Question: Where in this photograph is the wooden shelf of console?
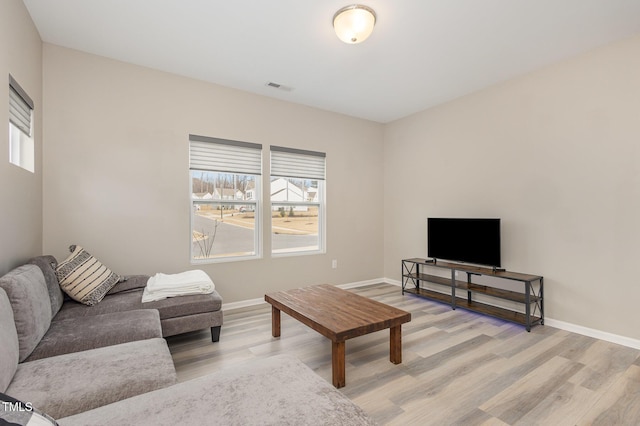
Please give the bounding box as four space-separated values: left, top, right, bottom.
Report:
402 258 543 331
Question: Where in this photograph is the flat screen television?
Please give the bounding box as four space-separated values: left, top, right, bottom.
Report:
427 218 501 268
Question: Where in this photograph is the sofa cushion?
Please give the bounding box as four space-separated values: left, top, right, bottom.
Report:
27 255 65 318
0 288 19 392
7 338 177 419
106 275 148 295
26 309 163 361
0 265 52 362
0 392 59 425
57 354 376 426
55 245 122 306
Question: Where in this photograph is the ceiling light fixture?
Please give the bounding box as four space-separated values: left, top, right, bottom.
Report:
333 4 376 44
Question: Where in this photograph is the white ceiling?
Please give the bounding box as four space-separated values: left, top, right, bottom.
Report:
23 0 640 123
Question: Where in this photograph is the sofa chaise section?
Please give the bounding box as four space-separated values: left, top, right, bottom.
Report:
54 283 223 341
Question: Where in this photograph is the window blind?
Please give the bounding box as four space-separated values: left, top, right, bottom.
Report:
270 146 326 180
9 75 34 137
189 134 262 175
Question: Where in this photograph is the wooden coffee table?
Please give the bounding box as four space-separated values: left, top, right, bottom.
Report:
264 284 411 388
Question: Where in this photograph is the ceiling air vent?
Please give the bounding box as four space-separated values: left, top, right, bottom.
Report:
265 82 293 92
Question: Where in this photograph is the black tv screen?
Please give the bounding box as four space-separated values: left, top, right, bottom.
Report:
427 218 501 267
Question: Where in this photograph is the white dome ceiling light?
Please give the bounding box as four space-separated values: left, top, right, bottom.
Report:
333 4 377 44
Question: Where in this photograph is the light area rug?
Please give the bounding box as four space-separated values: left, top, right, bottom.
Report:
58 354 376 426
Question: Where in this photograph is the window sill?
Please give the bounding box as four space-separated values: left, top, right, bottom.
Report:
271 248 326 258
191 254 261 265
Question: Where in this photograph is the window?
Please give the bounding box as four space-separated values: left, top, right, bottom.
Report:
8 75 34 172
189 135 262 262
270 146 326 255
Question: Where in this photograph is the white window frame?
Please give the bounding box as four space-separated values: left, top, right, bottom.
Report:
8 75 34 173
270 146 326 257
189 135 262 263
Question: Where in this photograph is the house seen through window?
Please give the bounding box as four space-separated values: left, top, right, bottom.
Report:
270 146 326 255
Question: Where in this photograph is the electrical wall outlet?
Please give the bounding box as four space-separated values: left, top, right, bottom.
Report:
332 259 338 269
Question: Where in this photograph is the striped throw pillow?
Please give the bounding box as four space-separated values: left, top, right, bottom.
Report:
55 245 122 306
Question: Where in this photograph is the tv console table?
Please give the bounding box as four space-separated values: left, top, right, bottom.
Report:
402 258 543 331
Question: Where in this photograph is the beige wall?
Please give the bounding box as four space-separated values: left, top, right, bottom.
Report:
0 0 43 275
384 34 640 339
42 44 384 303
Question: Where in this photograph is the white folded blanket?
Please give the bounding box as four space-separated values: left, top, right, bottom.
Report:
142 270 215 302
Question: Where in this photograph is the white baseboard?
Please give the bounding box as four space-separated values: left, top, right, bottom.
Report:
222 278 389 311
222 297 267 311
336 278 388 289
385 278 402 287
222 278 640 350
543 318 640 350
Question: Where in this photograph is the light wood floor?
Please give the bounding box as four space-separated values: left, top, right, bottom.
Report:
167 283 640 425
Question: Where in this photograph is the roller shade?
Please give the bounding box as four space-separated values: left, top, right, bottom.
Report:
189 134 262 175
9 75 33 137
270 146 326 180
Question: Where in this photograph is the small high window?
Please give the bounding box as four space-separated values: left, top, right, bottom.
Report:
8 75 34 172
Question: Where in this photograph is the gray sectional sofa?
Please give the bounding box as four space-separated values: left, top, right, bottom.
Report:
0 264 178 419
0 256 376 425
